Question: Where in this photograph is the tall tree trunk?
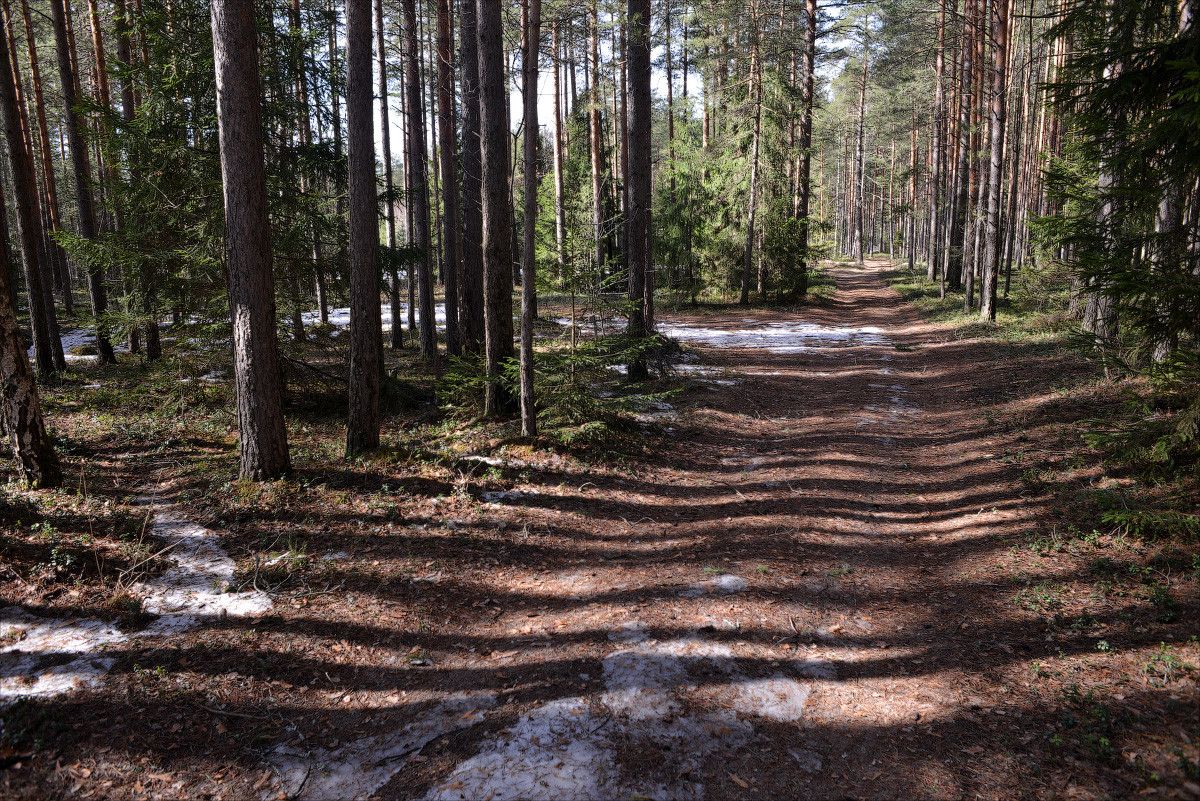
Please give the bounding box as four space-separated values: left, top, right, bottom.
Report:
436 0 462 355
49 0 113 363
551 19 566 284
477 0 515 415
625 0 651 378
0 187 60 487
457 0 484 353
0 6 56 376
17 0 71 314
944 0 974 293
851 41 869 264
372 0 401 352
794 0 816 298
210 0 291 481
980 0 1010 320
519 0 540 437
739 12 761 305
927 0 946 280
345 0 382 456
587 0 605 272
402 0 436 363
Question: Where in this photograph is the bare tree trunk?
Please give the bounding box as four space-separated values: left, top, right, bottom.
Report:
373 0 402 352
944 0 974 293
739 11 761 305
588 0 605 272
457 0 484 353
477 0 515 414
210 0 291 481
626 0 651 378
49 0 113 363
436 0 462 355
794 0 816 298
0 188 60 487
551 19 566 285
401 0 436 363
928 0 947 280
980 0 1010 321
851 39 869 264
0 7 57 376
345 0 382 456
519 0 540 437
17 0 71 314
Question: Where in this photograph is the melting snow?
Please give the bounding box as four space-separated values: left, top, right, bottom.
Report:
267 693 495 801
0 496 272 704
657 320 886 353
424 628 822 800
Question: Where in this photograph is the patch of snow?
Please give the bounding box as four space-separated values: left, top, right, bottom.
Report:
267 693 495 801
680 573 748 598
481 490 529 504
657 320 886 354
303 302 447 332
426 628 816 800
0 611 126 702
1 497 273 704
135 507 272 634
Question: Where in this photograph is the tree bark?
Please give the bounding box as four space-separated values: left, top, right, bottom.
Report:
210 0 291 481
0 186 60 488
457 0 484 353
17 0 71 314
435 0 462 355
587 0 605 272
345 0 382 456
519 0 540 437
980 0 1010 321
477 0 515 415
626 0 651 378
402 0 436 363
1 6 55 377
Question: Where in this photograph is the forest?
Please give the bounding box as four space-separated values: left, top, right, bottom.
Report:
0 0 1197 798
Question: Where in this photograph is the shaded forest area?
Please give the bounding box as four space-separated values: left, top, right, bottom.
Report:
0 0 1198 798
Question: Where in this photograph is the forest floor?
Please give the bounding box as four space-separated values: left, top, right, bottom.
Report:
2 261 1198 800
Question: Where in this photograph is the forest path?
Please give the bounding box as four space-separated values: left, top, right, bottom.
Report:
357 261 1043 800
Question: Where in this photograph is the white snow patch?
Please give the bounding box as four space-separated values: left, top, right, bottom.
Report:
0 611 126 701
303 301 447 331
680 573 749 598
425 628 817 800
135 506 272 634
1 497 273 704
657 320 886 353
267 693 495 801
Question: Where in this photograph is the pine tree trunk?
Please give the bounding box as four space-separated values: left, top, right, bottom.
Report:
0 8 58 377
436 0 462 355
588 0 605 272
626 0 651 379
457 0 484 353
0 188 60 488
551 19 567 285
794 0 816 298
477 0 515 415
739 15 761 306
851 43 869 264
519 0 540 437
402 0 436 363
210 0 291 481
980 0 1009 321
345 0 382 455
18 0 71 315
